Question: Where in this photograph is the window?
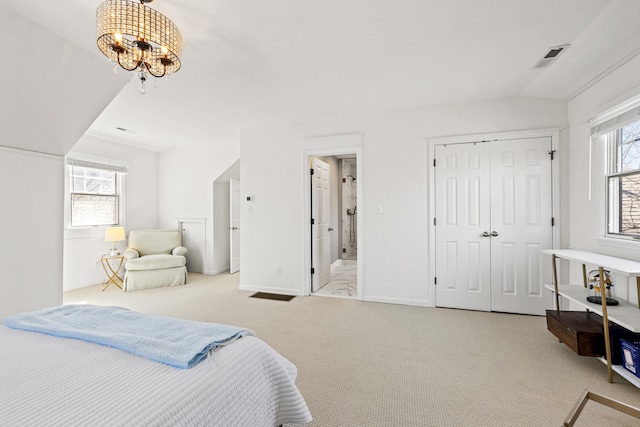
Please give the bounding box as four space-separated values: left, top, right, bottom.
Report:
66 158 127 227
594 101 640 239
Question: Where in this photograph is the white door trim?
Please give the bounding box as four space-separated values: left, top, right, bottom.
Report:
302 134 363 300
427 128 561 308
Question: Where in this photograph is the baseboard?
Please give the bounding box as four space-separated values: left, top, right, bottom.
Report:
364 295 433 307
239 284 305 296
204 267 229 275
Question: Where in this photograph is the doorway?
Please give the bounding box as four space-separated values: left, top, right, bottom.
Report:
212 160 240 275
430 130 559 315
303 139 362 300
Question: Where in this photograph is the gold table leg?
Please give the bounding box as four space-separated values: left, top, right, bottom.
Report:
552 254 560 310
599 266 613 383
101 256 124 291
564 391 640 427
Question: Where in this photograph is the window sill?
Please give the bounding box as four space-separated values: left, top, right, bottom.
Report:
593 236 640 251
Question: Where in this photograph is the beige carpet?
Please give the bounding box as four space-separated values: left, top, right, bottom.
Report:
64 273 640 426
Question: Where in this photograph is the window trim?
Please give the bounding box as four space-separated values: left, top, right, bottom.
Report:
64 155 127 230
593 102 640 243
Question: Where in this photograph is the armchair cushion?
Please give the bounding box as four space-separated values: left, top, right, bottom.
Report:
126 254 186 271
127 230 183 257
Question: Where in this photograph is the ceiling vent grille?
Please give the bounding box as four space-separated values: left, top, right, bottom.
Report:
533 44 570 69
114 127 138 134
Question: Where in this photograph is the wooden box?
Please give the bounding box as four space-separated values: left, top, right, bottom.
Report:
546 310 605 357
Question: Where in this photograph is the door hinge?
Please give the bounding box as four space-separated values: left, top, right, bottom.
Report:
434 277 437 285
311 218 315 225
433 159 436 167
433 218 436 226
310 168 314 175
551 217 555 226
311 268 315 275
548 150 556 160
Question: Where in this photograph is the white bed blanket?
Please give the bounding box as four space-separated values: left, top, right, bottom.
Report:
0 326 312 426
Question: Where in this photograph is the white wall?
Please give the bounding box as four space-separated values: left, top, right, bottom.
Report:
63 135 160 291
240 96 568 305
0 148 63 318
566 53 640 306
0 5 125 156
0 7 125 312
158 142 240 275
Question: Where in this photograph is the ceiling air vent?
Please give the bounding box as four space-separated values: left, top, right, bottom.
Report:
114 127 138 134
533 44 570 69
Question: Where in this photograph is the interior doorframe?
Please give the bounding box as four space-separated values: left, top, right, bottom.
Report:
426 128 561 307
302 134 363 300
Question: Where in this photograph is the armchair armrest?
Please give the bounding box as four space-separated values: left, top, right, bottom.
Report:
172 246 188 256
123 248 140 261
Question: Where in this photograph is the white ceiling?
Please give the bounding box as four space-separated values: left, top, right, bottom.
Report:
4 0 640 152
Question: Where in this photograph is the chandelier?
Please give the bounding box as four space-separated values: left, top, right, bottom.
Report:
96 0 182 94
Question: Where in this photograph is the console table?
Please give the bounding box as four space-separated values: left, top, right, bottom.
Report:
544 249 640 387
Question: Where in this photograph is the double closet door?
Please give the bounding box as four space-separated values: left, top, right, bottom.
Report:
434 137 553 315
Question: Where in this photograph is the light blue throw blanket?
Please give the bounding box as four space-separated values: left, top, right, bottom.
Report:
2 305 252 369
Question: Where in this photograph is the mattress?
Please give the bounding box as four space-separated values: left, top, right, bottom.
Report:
0 325 312 426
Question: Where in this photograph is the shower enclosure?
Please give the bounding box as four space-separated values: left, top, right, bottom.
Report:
342 159 357 261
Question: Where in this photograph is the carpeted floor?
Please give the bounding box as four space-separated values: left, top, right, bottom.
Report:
64 273 640 426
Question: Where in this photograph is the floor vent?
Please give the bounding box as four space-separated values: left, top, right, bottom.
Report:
533 44 570 69
250 292 296 302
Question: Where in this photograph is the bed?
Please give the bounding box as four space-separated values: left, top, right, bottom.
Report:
0 305 312 426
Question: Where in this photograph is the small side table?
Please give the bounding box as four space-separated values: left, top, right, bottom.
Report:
100 255 124 291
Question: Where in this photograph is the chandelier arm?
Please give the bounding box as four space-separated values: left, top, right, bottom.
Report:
144 62 167 78
115 52 143 72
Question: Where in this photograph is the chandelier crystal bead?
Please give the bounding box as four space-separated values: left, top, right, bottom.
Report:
96 0 182 86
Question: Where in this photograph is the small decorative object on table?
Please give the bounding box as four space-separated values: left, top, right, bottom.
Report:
587 269 619 306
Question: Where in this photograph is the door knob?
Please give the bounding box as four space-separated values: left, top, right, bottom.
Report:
230 226 239 231
328 227 334 232
482 231 490 237
491 231 499 237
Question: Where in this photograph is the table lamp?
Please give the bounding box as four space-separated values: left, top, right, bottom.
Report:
104 227 125 256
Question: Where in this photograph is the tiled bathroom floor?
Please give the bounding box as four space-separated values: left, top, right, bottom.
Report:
314 262 357 298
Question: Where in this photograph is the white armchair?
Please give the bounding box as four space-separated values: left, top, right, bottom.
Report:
123 230 188 292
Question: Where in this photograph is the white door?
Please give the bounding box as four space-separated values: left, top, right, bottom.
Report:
434 142 492 311
489 138 553 315
434 138 553 315
230 178 240 274
312 157 331 292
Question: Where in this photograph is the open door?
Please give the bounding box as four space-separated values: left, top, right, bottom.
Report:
311 157 331 292
230 178 240 274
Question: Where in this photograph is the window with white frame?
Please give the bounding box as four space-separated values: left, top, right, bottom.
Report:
66 158 127 227
593 102 640 239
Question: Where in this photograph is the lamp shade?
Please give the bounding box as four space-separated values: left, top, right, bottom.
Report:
105 227 126 242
